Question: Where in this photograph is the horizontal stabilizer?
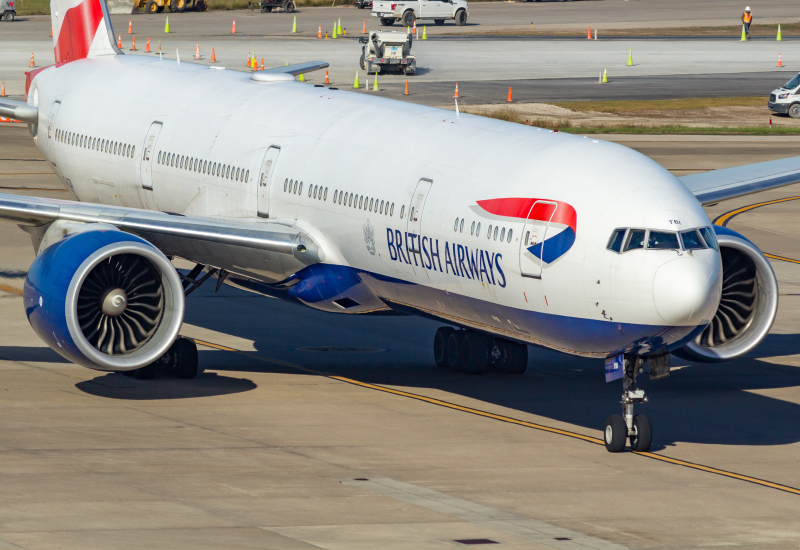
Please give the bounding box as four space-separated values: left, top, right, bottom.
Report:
680 156 800 205
264 61 329 76
0 99 37 124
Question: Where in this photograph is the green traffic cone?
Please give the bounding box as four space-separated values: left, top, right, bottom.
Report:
741 24 747 41
777 24 782 41
292 16 297 33
298 73 305 81
627 48 632 66
164 16 169 33
354 71 359 88
373 73 378 91
602 68 607 83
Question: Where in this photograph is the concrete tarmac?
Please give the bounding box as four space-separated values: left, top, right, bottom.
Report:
2 125 800 548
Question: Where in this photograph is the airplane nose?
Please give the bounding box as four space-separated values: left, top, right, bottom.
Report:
653 256 721 325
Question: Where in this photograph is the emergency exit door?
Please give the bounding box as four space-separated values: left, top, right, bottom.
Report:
406 178 432 253
257 146 280 218
519 200 557 279
46 101 60 155
140 122 162 190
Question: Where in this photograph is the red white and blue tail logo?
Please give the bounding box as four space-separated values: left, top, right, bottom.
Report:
475 198 578 264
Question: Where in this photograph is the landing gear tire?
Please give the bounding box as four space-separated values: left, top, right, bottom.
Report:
173 337 199 379
461 332 489 374
789 103 800 119
491 339 527 374
434 327 454 368
133 362 156 380
446 331 465 371
604 415 627 453
630 414 652 452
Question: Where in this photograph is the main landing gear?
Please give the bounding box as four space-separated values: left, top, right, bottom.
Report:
433 327 527 374
126 336 200 380
604 354 655 453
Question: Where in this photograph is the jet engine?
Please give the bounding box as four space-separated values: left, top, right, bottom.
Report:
23 228 184 371
677 226 778 362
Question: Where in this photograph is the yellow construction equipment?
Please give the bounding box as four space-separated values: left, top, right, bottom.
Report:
134 0 208 14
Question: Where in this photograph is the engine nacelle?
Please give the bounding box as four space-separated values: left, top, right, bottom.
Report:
677 226 778 362
23 228 185 371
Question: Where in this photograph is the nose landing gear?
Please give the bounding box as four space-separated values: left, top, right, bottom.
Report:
604 355 653 453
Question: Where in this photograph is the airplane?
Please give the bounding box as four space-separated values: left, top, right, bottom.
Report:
1 0 799 454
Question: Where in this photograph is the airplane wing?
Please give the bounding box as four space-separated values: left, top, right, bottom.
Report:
0 192 324 283
679 156 800 205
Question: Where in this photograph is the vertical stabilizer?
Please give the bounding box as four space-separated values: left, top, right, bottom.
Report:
51 0 122 63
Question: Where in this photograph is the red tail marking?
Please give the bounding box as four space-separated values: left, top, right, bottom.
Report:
54 0 104 63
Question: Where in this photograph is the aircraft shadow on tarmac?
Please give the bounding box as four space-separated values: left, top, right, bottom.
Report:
76 371 257 400
178 284 800 450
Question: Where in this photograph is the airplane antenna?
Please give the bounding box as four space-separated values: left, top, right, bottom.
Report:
176 49 180 68
455 97 459 120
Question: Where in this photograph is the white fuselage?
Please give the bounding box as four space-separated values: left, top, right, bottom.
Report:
27 54 722 357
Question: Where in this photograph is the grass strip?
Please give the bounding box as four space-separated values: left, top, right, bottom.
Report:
552 97 766 114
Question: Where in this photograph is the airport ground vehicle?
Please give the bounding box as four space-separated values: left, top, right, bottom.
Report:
1 0 16 21
359 31 416 75
135 0 207 13
768 72 800 119
258 0 295 12
356 0 373 9
3 0 799 454
372 0 468 27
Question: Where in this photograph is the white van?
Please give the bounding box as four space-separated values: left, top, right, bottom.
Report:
768 73 800 119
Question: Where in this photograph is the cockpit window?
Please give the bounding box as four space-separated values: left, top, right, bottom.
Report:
698 227 718 250
624 229 646 251
607 229 626 253
680 229 706 250
647 231 680 250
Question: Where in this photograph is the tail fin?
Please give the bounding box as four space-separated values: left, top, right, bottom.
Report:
51 0 122 63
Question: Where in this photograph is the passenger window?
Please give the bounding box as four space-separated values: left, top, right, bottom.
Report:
507 229 513 243
400 205 405 219
487 225 492 239
607 228 626 253
699 227 718 250
476 222 481 237
460 219 465 233
454 218 459 231
500 227 505 241
299 182 303 195
680 230 705 250
131 146 135 158
246 170 249 183
313 185 317 199
493 226 499 240
647 231 680 250
369 198 374 210
324 187 327 201
624 229 646 251
359 196 364 209
471 221 475 235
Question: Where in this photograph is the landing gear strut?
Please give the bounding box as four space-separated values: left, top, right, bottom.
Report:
604 355 652 453
434 327 527 374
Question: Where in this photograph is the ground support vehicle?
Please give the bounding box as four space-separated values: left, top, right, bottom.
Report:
769 72 800 119
372 0 468 27
356 0 373 8
257 0 295 12
135 0 207 13
1 0 16 21
359 31 416 75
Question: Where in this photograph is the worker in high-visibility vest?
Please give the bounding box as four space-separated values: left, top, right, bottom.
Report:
742 6 753 40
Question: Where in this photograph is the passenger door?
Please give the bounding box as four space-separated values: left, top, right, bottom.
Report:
257 146 281 218
140 122 162 190
46 101 60 155
519 200 557 279
406 178 432 253
435 0 453 18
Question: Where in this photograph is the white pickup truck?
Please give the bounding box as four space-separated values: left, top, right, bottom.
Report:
372 0 468 27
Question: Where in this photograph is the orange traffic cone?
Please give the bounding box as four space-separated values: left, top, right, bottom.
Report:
324 69 330 84
29 53 35 67
362 20 367 34
778 53 783 67
261 58 264 71
318 25 322 38
413 20 417 36
587 25 591 39
50 26 53 37
128 20 133 34
404 80 409 95
232 20 236 34
0 82 5 97
145 37 151 52
247 52 251 67
157 40 161 54
507 87 512 102
117 35 122 48
194 42 200 59
210 48 217 63
454 83 459 98
131 36 137 51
